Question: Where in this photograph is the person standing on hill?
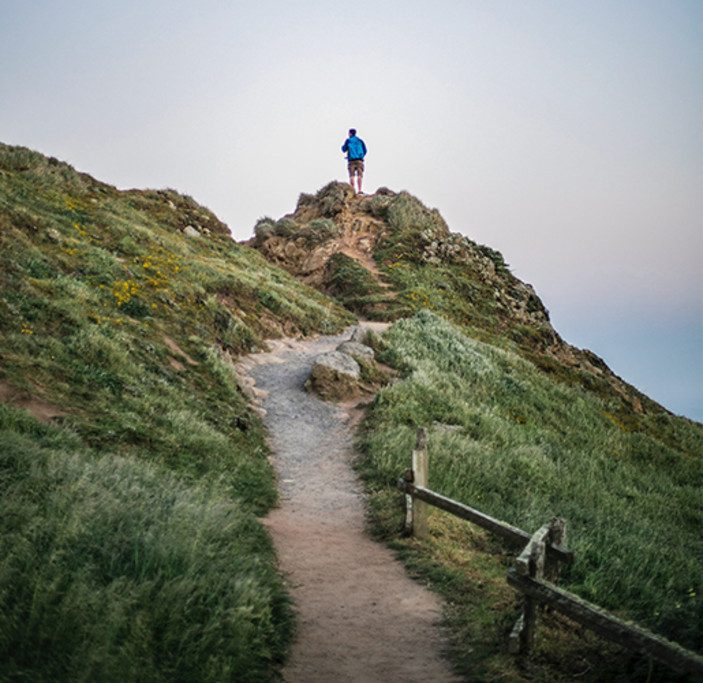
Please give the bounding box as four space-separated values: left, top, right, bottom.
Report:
341 128 367 194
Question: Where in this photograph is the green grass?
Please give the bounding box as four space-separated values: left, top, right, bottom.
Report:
327 252 386 315
0 404 291 682
0 141 356 680
5 142 703 681
357 311 703 680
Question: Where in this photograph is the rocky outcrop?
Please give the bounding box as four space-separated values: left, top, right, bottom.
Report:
337 340 374 359
248 183 388 293
248 182 660 415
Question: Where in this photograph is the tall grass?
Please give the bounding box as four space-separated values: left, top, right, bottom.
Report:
357 312 703 659
0 142 359 679
0 403 291 682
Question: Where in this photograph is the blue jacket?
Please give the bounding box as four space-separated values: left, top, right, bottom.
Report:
342 135 367 161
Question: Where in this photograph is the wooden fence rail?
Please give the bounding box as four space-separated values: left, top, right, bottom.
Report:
397 427 703 678
507 570 703 677
397 480 574 566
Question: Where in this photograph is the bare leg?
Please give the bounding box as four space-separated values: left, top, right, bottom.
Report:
357 173 363 194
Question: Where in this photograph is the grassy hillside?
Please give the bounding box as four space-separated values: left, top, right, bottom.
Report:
250 183 702 679
357 311 703 681
252 182 664 431
3 143 701 681
0 142 354 681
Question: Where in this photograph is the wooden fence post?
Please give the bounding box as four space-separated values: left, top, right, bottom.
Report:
545 517 567 583
411 427 429 539
509 523 550 654
396 465 703 677
402 468 414 535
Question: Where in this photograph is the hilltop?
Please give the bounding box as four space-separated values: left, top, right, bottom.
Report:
1 143 701 682
249 181 661 421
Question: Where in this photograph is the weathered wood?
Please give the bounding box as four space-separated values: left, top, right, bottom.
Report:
515 524 550 652
401 469 414 535
507 569 703 676
416 426 428 450
508 613 525 654
403 492 413 535
522 595 538 653
545 517 567 582
511 519 567 654
398 481 574 565
411 428 430 539
516 524 550 577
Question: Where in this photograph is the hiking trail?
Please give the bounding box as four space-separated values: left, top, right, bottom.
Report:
237 325 459 683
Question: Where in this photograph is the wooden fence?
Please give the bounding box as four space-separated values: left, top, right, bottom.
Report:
397 428 703 678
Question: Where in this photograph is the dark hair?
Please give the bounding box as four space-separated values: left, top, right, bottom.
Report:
349 128 356 136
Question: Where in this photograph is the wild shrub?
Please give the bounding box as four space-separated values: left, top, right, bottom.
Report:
385 191 448 238
476 243 510 273
299 218 341 245
325 253 389 317
313 180 354 216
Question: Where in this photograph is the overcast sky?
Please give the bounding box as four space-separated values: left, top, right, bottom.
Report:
2 0 701 420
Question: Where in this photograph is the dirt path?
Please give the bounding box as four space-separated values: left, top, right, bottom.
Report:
238 326 459 683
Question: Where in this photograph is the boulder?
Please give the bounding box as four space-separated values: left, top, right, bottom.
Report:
337 340 374 359
306 351 360 400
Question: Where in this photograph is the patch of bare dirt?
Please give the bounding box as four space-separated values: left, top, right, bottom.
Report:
0 379 66 424
162 335 199 366
237 326 459 682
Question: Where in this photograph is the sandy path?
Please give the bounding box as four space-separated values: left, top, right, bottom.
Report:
238 327 459 683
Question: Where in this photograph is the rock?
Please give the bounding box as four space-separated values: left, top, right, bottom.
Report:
306 351 360 400
349 326 369 343
183 225 200 238
337 340 374 359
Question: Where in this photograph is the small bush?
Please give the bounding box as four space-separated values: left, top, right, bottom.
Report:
385 192 448 238
329 253 380 297
314 181 354 216
299 218 341 245
476 243 510 273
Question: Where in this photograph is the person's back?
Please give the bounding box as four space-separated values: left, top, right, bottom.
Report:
345 135 365 160
342 128 367 194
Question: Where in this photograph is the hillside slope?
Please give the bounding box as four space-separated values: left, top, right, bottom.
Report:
357 311 702 680
248 181 665 426
1 144 700 681
249 181 703 679
0 142 354 681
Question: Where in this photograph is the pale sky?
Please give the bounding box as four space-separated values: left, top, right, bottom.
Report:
2 0 701 420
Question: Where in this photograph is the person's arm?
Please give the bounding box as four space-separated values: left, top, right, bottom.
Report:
361 140 367 155
342 139 349 153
